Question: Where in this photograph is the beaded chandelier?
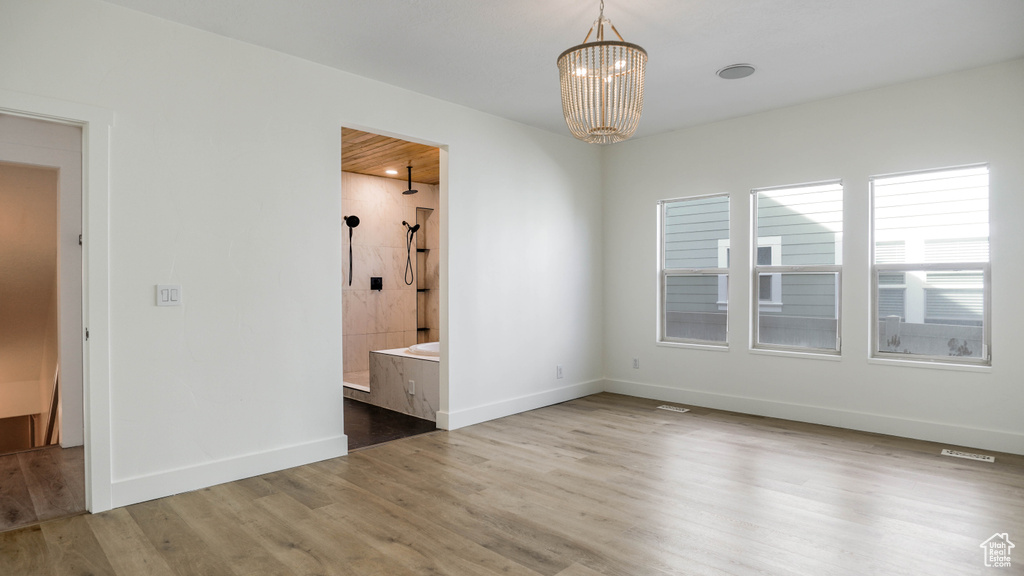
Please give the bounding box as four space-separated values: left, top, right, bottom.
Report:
557 1 647 144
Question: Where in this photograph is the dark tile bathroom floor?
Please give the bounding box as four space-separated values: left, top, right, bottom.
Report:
344 397 438 450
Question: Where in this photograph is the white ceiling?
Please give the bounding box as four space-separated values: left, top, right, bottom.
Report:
102 0 1024 140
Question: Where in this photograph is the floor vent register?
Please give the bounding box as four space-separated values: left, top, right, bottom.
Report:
941 448 995 463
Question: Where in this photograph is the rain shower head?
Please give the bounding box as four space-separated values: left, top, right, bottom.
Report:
403 165 418 195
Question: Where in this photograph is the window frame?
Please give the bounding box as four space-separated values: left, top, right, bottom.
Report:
869 164 991 366
658 193 730 347
750 181 844 355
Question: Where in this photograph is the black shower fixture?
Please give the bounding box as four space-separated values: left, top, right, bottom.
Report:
343 215 360 286
402 165 418 195
402 220 420 286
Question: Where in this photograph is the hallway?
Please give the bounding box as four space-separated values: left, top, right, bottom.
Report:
0 445 85 533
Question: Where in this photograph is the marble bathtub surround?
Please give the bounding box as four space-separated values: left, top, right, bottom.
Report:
342 351 440 422
342 172 439 374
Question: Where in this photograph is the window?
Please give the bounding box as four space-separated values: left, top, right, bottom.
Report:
871 165 990 364
660 194 729 345
752 181 843 352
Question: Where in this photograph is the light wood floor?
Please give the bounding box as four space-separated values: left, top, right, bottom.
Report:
2 393 1022 575
0 445 86 533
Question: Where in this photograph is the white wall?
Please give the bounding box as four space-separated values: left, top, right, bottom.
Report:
442 125 606 427
0 381 47 420
0 0 603 509
603 59 1024 455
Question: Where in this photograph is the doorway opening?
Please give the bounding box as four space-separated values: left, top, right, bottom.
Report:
0 161 60 455
0 113 86 531
340 127 443 448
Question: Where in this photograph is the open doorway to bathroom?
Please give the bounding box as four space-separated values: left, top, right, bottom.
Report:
341 127 442 449
0 113 86 531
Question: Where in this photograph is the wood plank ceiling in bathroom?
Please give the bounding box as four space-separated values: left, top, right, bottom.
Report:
342 128 440 185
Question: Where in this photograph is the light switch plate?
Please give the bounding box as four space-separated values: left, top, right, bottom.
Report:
157 284 182 306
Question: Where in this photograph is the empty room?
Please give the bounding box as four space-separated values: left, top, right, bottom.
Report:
1 1 1022 574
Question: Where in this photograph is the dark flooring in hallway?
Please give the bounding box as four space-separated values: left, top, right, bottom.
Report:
0 445 85 533
343 397 437 450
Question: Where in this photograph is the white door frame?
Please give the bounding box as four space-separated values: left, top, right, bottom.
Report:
0 88 114 513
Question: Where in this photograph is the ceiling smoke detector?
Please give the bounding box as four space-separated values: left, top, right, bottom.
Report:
717 63 756 80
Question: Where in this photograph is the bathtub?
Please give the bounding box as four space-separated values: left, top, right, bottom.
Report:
407 341 440 357
349 343 439 421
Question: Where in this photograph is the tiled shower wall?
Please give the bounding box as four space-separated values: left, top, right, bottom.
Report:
342 172 439 375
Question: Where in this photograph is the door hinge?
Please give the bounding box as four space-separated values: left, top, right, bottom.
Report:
79 233 83 246
85 328 89 341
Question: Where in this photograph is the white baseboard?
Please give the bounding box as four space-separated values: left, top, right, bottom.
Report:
603 379 1024 456
437 379 605 431
109 435 348 509
104 377 1023 510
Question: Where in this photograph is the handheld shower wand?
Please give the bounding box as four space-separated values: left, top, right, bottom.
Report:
343 215 360 286
402 221 421 285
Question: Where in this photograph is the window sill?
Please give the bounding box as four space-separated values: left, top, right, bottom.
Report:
748 347 841 361
657 340 730 352
867 357 992 373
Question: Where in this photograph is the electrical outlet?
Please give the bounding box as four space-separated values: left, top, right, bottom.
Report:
556 365 563 379
633 358 640 369
408 380 415 395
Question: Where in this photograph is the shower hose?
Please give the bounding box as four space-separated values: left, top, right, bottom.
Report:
404 227 416 286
